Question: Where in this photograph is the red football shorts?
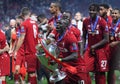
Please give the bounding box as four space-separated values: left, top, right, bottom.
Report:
83 48 95 72
25 53 40 72
0 52 10 76
84 46 109 72
95 47 109 72
15 51 25 66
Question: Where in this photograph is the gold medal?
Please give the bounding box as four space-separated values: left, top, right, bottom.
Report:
110 36 114 40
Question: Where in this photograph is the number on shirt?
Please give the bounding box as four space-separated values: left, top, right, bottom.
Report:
78 80 85 84
32 24 37 38
101 60 107 69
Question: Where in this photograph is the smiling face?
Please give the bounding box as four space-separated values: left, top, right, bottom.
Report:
99 6 108 17
56 19 68 34
89 5 98 19
74 12 82 21
62 12 71 25
111 9 120 21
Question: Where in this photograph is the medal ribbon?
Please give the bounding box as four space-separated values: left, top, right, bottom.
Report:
90 16 99 32
54 13 62 27
57 30 67 42
111 19 120 36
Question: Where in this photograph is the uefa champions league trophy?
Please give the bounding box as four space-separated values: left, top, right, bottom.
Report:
36 39 66 83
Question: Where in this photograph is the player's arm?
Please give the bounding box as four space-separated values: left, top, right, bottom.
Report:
60 39 79 62
14 33 25 52
91 33 109 50
9 30 17 53
0 42 9 54
60 52 78 62
81 21 87 55
91 19 109 50
110 41 120 47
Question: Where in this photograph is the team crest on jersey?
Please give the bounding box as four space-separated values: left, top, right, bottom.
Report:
105 26 109 32
21 26 25 32
72 43 77 50
16 31 21 37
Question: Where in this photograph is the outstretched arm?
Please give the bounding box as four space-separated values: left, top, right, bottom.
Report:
61 52 78 62
91 33 109 50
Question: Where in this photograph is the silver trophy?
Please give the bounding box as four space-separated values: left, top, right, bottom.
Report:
36 39 66 83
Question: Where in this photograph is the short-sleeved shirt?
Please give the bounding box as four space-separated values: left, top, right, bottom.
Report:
109 23 120 42
83 16 108 47
0 30 7 49
16 26 24 56
0 30 10 76
48 25 81 42
21 18 38 54
68 25 81 42
55 30 78 58
48 13 62 28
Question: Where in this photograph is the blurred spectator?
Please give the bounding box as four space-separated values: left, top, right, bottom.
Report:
37 13 48 39
72 12 83 36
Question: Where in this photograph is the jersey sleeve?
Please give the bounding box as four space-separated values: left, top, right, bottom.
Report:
20 22 27 34
67 35 78 52
100 18 109 33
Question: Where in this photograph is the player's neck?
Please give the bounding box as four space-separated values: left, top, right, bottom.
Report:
103 15 108 20
55 11 61 17
59 30 66 36
113 18 119 24
91 16 97 21
24 15 30 20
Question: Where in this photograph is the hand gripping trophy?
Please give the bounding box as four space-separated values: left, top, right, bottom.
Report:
36 39 67 83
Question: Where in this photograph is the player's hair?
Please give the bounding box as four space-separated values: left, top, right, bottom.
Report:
89 3 99 12
37 14 46 22
21 7 30 16
99 4 110 9
64 10 72 17
112 8 120 14
52 2 61 11
15 15 24 20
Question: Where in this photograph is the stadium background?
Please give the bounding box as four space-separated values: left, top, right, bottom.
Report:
0 0 120 27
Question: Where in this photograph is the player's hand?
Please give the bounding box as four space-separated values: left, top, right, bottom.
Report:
90 46 96 56
9 50 13 57
36 43 42 50
13 51 17 59
109 42 117 47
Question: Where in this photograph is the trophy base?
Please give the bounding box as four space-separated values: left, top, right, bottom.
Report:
50 69 67 83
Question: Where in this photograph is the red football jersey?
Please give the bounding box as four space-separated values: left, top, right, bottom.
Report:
83 16 108 47
109 23 120 42
48 13 62 28
68 25 81 42
106 16 112 28
0 30 10 76
55 30 79 66
21 18 38 54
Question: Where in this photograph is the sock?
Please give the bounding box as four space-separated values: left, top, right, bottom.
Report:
28 76 37 84
2 81 6 84
14 73 20 81
107 70 116 84
95 72 106 84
